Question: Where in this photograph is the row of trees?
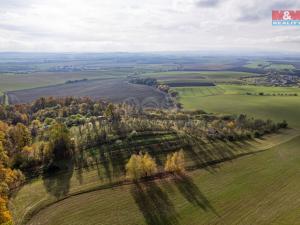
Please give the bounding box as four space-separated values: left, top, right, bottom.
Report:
125 150 185 180
0 96 109 126
246 92 298 96
0 96 289 224
0 122 25 225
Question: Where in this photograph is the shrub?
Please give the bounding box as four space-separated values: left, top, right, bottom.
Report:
278 120 288 129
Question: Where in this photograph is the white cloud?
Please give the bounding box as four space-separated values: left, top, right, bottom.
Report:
0 0 299 52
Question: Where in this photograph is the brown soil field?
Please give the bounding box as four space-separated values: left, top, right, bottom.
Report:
7 79 169 107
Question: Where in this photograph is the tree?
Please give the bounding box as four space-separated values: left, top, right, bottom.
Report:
0 196 12 225
141 153 157 177
30 119 41 137
0 142 8 166
0 141 24 225
126 154 142 180
164 150 185 173
48 122 72 160
104 103 120 123
104 103 115 120
8 123 31 153
126 152 157 180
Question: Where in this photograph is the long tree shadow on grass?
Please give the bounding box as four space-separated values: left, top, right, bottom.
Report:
99 146 112 183
173 173 219 217
109 149 126 178
131 181 179 225
42 160 74 199
185 135 253 173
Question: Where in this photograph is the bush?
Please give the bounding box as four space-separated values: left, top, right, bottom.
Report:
254 131 263 138
277 120 288 129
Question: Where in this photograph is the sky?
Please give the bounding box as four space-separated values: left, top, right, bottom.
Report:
0 0 300 52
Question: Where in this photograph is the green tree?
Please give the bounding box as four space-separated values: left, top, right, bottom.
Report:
48 122 72 160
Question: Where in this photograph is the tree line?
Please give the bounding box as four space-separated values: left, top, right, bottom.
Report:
0 96 289 224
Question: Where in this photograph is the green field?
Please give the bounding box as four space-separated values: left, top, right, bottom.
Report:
0 71 125 92
26 132 300 225
244 60 270 69
143 71 259 78
140 71 262 86
175 85 300 128
244 61 295 71
9 128 299 225
266 64 295 71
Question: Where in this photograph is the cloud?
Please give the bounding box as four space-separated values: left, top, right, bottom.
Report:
0 0 35 10
0 0 299 52
195 0 221 8
237 0 300 22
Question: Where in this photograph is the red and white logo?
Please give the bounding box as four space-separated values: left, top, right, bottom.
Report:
272 10 300 20
272 10 300 26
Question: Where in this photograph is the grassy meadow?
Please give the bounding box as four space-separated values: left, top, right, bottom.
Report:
244 60 296 71
26 132 300 225
175 85 300 128
10 129 298 225
142 71 260 84
143 71 259 79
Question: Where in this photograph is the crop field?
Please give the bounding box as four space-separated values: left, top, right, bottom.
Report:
7 79 168 106
166 81 215 87
266 64 295 71
175 85 300 128
142 71 260 80
243 60 296 71
141 71 262 86
176 85 300 96
24 131 300 225
0 71 128 92
244 61 270 69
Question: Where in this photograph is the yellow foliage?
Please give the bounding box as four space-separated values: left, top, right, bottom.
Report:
126 154 142 180
227 121 236 129
0 121 8 133
31 119 41 127
0 142 8 165
0 122 24 225
126 152 157 180
164 149 185 173
0 197 12 224
22 145 34 157
141 153 157 177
